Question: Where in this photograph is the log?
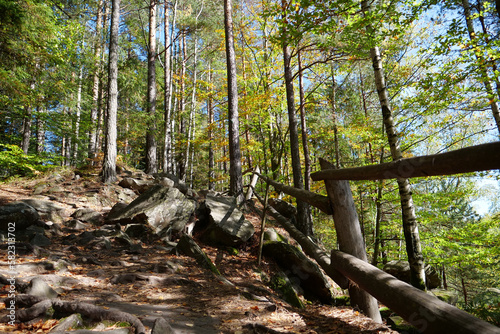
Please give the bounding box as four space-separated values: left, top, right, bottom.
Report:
250 192 349 289
254 172 333 214
330 250 500 334
311 141 500 181
320 159 382 323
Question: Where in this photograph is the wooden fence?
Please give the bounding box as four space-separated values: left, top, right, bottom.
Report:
253 141 500 334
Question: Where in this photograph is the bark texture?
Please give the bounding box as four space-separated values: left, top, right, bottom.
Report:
462 0 500 135
145 0 158 175
224 0 243 202
320 159 382 323
283 42 313 237
369 45 426 290
102 0 120 183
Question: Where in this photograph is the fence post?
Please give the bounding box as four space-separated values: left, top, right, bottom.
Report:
320 158 382 323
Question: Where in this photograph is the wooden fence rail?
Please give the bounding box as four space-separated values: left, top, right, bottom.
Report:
311 141 500 181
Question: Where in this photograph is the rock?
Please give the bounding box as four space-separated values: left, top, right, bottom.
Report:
0 202 40 231
119 177 155 194
383 260 441 289
49 313 83 333
270 271 304 309
175 234 221 275
27 277 58 299
18 199 66 224
201 195 255 247
263 228 288 243
124 224 155 239
268 199 297 219
107 202 129 220
106 185 196 238
262 241 334 304
431 289 458 305
64 219 89 230
153 172 190 195
151 317 175 334
71 208 104 225
30 233 51 247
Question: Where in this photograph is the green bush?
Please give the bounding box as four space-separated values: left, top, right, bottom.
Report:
0 144 57 179
462 289 500 326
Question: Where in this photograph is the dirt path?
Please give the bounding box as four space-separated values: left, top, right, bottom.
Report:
0 171 398 334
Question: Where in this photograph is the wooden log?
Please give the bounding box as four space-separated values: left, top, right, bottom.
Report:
255 172 333 215
250 191 349 289
311 141 500 181
330 250 500 334
320 158 382 323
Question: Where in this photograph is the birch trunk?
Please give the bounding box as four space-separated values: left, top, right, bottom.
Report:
224 0 243 202
462 0 500 135
162 0 176 173
36 107 45 153
145 0 158 174
178 32 187 180
369 44 426 290
21 108 32 154
102 0 120 183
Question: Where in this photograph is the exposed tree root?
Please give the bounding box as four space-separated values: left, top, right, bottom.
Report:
2 294 146 334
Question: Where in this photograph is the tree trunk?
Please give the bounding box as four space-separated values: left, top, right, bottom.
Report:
462 0 500 135
36 107 45 153
145 0 158 175
224 0 243 202
208 63 215 190
360 0 426 289
21 108 32 154
330 65 340 168
178 32 187 180
162 0 176 173
282 40 313 237
96 2 110 156
297 51 311 191
102 0 120 183
371 149 385 266
89 0 103 161
370 45 426 290
73 67 83 163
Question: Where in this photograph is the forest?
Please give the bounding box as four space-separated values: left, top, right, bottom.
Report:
1 0 500 329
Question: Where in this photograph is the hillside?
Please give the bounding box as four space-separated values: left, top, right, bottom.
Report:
0 168 399 333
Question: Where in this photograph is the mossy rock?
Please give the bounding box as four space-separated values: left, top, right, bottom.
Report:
334 295 350 306
387 316 419 333
270 272 304 309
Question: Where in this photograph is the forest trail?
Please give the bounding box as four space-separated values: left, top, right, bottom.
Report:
0 169 398 334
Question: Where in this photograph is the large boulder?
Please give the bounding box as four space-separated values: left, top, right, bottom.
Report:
383 260 441 289
71 208 104 225
201 195 255 247
262 241 334 304
0 202 40 231
118 177 155 194
18 199 66 223
106 185 196 238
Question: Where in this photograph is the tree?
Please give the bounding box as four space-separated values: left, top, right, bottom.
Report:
281 1 313 237
360 0 426 290
145 0 158 174
224 0 243 202
102 0 120 183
